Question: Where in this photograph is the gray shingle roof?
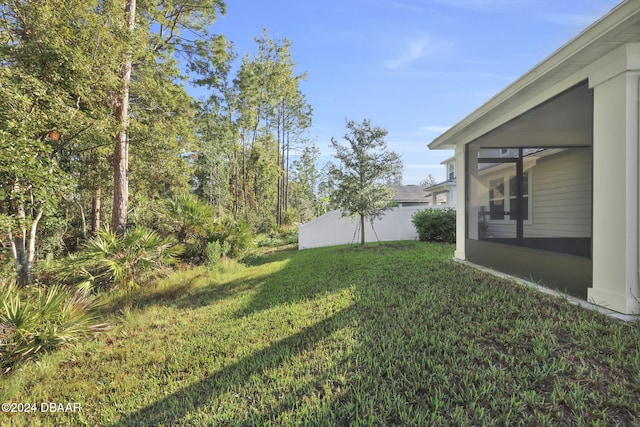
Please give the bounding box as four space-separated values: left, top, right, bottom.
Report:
390 185 430 203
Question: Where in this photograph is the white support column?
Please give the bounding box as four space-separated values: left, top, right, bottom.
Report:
589 58 640 314
455 143 466 260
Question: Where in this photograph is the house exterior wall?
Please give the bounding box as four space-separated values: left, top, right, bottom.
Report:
528 149 591 238
452 43 640 314
432 3 640 314
479 149 591 239
588 45 640 314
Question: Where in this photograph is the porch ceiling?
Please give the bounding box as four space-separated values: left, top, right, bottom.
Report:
429 0 640 150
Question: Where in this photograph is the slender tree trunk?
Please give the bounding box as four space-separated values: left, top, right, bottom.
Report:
25 208 42 285
91 187 101 236
9 230 24 285
111 0 136 236
279 104 287 225
76 198 87 239
241 133 247 219
10 206 42 286
276 113 282 226
232 149 239 218
284 129 290 215
360 214 365 246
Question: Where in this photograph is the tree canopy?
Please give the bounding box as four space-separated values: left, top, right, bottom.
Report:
329 119 403 245
0 0 327 284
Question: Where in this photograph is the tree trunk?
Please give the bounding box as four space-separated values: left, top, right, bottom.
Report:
25 208 42 285
10 207 42 286
76 198 87 239
284 129 290 216
241 133 247 219
360 214 365 246
111 0 136 237
91 187 101 236
9 230 25 285
276 113 282 226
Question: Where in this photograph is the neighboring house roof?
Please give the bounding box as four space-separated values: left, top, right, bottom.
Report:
424 179 455 194
441 155 455 164
428 0 640 150
390 185 430 203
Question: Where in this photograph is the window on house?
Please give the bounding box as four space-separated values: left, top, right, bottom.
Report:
509 172 528 220
448 162 455 180
488 173 530 221
489 178 505 220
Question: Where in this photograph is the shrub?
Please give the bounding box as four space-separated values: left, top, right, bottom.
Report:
256 227 299 247
207 219 255 259
58 228 183 291
205 240 230 268
412 208 456 243
0 282 106 373
162 195 216 262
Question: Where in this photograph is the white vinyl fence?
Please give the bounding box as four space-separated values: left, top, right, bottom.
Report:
298 205 449 250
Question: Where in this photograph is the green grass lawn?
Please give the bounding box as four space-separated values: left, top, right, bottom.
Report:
1 241 639 426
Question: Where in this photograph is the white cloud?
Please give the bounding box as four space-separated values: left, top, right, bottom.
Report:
384 35 433 70
405 163 448 170
384 34 453 70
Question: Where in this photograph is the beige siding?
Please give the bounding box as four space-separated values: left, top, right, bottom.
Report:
526 149 591 237
482 148 591 238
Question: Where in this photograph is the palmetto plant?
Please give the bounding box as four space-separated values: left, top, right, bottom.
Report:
0 282 106 372
163 195 216 261
60 227 183 290
164 194 215 243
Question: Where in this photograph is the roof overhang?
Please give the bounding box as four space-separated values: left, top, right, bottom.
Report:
424 180 455 193
429 0 640 150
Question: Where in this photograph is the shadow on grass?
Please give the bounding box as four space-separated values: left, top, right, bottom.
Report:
107 244 385 426
110 306 358 426
98 273 210 316
109 241 454 426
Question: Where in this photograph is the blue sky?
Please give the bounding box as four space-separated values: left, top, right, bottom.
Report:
201 0 622 184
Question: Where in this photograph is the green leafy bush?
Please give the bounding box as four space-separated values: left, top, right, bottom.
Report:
205 240 231 268
162 195 215 261
412 208 456 243
207 219 255 259
0 282 106 373
58 228 183 290
256 227 299 247
161 196 254 262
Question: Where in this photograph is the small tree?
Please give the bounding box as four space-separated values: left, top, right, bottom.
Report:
420 174 438 188
329 119 403 246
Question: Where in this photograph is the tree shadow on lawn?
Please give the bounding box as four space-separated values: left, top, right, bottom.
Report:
98 273 211 316
107 245 414 425
109 305 359 426
100 258 286 316
107 241 640 426
109 243 455 426
164 245 368 314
